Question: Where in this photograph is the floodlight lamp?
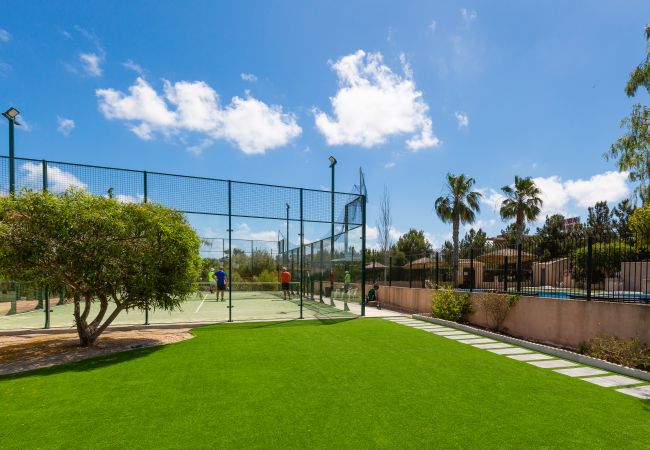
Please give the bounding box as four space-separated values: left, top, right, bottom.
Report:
3 107 19 120
328 155 337 166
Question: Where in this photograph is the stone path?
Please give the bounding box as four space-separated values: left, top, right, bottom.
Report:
383 316 650 400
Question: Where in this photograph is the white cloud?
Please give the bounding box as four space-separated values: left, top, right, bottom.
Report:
461 8 477 25
233 223 278 242
366 225 379 241
389 228 403 241
56 116 76 136
80 52 103 77
429 20 437 32
21 162 86 193
454 111 469 129
113 193 144 204
0 28 11 42
187 138 213 156
479 188 506 213
564 171 629 208
122 59 144 75
533 175 570 215
314 50 440 151
531 171 629 216
384 162 396 169
96 77 301 154
241 73 257 82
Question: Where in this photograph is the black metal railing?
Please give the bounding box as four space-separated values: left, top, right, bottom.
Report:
366 233 650 304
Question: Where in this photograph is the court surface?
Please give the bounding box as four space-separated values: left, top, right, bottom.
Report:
0 289 356 330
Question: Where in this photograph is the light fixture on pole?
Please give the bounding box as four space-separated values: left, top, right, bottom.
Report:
2 107 20 196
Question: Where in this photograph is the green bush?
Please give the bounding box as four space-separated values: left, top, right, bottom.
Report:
431 288 472 322
581 335 650 371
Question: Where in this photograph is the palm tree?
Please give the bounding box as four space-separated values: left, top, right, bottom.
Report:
499 176 543 246
435 173 482 287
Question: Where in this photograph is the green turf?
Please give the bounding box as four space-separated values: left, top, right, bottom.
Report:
1 319 648 448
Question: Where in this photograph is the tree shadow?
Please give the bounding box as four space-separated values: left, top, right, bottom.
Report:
0 337 166 381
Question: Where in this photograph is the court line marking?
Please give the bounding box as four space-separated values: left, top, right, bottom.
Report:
195 293 209 313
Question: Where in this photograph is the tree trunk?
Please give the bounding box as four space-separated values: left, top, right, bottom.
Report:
452 218 459 288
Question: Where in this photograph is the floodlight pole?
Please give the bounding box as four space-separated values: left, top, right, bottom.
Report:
2 107 20 196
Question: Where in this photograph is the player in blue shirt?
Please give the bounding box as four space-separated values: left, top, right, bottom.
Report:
214 266 227 302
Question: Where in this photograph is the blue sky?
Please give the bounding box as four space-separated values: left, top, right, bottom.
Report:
1 1 650 249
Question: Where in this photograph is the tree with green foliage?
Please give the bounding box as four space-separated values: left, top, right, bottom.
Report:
586 201 615 240
0 190 201 346
459 228 489 257
435 173 482 286
612 199 636 240
499 176 543 246
629 204 650 250
395 229 432 259
499 222 530 247
573 242 634 282
606 25 650 204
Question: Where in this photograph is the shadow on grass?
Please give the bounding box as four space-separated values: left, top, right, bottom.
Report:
192 317 358 333
1 343 165 381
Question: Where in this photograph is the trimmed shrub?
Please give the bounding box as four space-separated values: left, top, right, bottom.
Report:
476 293 518 332
431 288 472 322
581 335 650 371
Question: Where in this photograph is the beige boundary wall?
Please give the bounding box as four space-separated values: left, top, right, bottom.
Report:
368 285 650 349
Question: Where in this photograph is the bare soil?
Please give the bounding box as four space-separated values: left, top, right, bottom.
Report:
0 327 194 376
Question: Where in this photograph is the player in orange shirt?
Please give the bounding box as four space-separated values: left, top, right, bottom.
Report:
280 267 292 300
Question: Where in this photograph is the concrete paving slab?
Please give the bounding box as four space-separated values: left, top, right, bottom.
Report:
616 385 650 399
507 353 555 361
582 375 643 388
442 334 477 340
433 330 469 336
488 347 532 355
528 360 579 369
553 367 609 378
472 343 512 349
457 338 495 344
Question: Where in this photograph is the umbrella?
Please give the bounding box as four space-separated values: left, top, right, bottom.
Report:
476 248 536 264
403 257 434 269
365 262 387 269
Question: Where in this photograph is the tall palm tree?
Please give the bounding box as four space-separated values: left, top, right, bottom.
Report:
435 173 482 286
499 176 543 246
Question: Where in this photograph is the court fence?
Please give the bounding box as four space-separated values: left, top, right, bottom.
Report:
366 232 650 303
0 155 367 329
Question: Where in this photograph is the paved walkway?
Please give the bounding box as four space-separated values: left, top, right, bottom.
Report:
383 316 650 401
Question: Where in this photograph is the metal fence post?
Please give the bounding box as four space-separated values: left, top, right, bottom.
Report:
310 242 315 299
586 236 593 301
318 239 325 303
36 288 43 309
516 244 522 293
470 248 474 292
360 194 366 316
44 286 50 329
144 170 150 325
299 188 304 319
42 160 48 192
228 180 233 322
435 251 439 288
388 256 392 287
58 289 65 306
409 258 412 288
504 256 509 292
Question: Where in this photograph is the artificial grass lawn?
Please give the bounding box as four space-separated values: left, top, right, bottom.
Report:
1 319 649 449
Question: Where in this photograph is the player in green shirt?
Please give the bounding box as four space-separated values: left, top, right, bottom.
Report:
344 271 351 293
